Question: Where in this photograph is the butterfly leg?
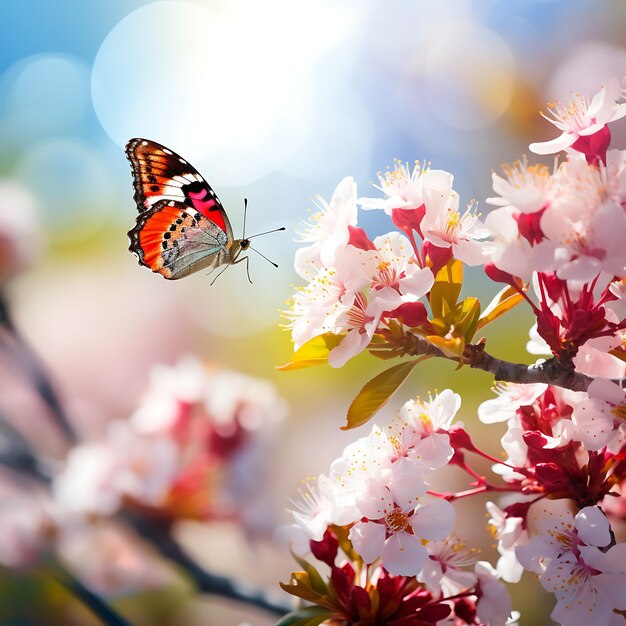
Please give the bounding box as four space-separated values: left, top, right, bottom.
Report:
231 255 252 284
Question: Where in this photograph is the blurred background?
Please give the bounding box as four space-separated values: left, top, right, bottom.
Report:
1 0 626 624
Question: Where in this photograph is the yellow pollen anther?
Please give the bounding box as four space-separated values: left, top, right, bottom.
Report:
385 508 410 533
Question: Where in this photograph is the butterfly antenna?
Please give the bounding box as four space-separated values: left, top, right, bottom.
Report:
242 197 248 240
250 246 279 268
247 226 286 240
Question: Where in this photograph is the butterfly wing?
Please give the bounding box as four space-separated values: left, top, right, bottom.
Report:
125 138 233 240
125 139 238 279
128 200 234 280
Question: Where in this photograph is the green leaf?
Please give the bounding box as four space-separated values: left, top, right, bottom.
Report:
453 297 481 343
274 606 333 626
424 333 464 358
290 552 328 595
429 259 463 321
477 285 524 330
277 333 343 371
344 359 421 430
280 573 329 605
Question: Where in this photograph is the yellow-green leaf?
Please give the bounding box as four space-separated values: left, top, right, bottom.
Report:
454 297 481 343
477 285 524 330
430 259 463 321
331 525 361 562
277 333 343 371
344 359 421 430
280 573 329 605
274 607 333 626
291 552 328 595
424 333 465 358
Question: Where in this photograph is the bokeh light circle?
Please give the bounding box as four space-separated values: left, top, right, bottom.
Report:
92 0 357 186
546 42 626 99
14 139 112 242
1 54 91 142
424 22 516 130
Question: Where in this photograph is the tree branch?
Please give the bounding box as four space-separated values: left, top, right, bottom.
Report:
54 566 135 626
124 512 292 617
404 336 598 392
0 292 77 443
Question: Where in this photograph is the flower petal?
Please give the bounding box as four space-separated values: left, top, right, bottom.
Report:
380 532 427 576
349 521 386 564
411 498 455 541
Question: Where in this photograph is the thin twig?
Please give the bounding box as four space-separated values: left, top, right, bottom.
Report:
53 565 135 626
124 512 292 617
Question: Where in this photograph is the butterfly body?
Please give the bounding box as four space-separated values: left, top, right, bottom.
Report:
126 138 249 279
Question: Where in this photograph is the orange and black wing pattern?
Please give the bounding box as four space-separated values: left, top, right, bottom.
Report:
125 139 234 279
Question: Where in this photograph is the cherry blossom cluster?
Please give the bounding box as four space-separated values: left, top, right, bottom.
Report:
280 390 512 626
281 79 626 626
0 356 286 594
480 379 626 622
485 80 626 364
286 157 489 367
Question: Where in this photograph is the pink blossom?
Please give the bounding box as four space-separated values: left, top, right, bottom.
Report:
286 266 350 349
358 159 451 213
529 80 626 157
388 390 458 472
571 377 624 450
345 231 434 300
474 561 513 626
327 425 395 520
541 197 626 283
419 537 478 595
420 196 490 266
478 382 548 425
295 176 357 279
487 157 554 214
349 471 455 576
53 422 180 516
486 501 528 583
517 501 626 626
484 207 539 280
327 289 391 367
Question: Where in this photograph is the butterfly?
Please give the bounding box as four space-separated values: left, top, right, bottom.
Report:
126 138 281 280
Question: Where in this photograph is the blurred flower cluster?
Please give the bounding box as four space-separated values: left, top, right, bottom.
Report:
0 180 42 284
55 356 286 531
0 354 286 602
281 79 626 626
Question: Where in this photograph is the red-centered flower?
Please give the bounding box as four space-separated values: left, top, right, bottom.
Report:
529 80 626 164
532 274 621 361
280 527 452 625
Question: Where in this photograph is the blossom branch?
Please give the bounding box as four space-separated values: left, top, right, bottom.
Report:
404 335 597 392
124 512 292 617
54 565 135 626
0 292 77 443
